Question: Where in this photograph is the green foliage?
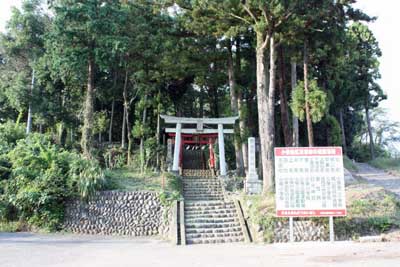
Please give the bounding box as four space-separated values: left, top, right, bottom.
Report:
0 221 20 232
0 121 26 180
104 167 161 191
323 115 342 146
1 132 104 230
343 156 358 172
68 154 105 200
350 144 388 162
103 146 127 170
239 184 400 242
0 121 26 150
369 157 400 176
93 111 109 136
291 80 329 123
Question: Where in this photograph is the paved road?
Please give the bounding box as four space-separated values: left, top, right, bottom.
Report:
1 233 400 267
355 163 400 196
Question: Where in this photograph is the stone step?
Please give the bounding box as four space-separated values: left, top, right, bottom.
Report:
182 179 220 182
185 194 223 197
185 214 237 220
184 197 224 201
186 231 244 240
183 191 222 196
183 186 221 189
183 183 221 186
183 189 221 193
185 208 237 213
186 237 245 245
185 210 237 216
184 183 220 185
183 187 221 190
184 195 223 199
185 226 243 234
185 222 241 229
185 217 239 224
185 200 232 205
183 188 222 191
185 204 235 210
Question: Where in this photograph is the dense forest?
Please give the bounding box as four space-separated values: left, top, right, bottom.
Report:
0 0 399 229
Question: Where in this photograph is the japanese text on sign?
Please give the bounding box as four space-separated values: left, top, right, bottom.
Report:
274 147 346 217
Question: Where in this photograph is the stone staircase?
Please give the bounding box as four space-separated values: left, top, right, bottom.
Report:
183 169 245 245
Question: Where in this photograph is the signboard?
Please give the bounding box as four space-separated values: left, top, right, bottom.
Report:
274 147 346 217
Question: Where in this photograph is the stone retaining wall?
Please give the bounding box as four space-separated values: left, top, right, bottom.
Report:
273 220 329 242
64 191 171 238
248 218 330 243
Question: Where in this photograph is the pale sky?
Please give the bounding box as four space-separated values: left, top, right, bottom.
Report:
0 0 399 123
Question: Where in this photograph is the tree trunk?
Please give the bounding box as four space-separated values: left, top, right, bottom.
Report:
109 99 115 143
140 94 148 173
122 69 132 164
26 67 35 134
199 86 204 117
109 72 117 143
81 56 95 158
365 104 375 160
156 91 161 171
256 33 275 192
212 86 219 117
235 38 248 172
227 42 244 176
278 47 292 146
303 40 314 147
121 104 126 149
339 108 347 155
291 61 299 146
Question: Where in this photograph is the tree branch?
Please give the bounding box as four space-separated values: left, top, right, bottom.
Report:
229 12 252 25
261 33 270 51
275 11 293 29
242 2 258 24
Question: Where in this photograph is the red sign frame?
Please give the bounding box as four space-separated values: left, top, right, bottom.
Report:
275 147 346 218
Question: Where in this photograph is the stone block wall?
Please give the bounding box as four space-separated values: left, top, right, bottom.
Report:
248 218 330 243
273 220 329 242
64 191 171 238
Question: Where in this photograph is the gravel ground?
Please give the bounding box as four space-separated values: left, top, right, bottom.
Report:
355 163 400 196
1 233 400 267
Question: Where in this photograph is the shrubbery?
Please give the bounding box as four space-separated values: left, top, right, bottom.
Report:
0 123 105 231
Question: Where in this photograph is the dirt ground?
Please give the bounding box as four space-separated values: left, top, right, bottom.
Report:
1 233 400 267
354 163 400 197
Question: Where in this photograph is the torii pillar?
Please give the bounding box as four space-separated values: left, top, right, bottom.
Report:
172 122 182 172
218 124 227 176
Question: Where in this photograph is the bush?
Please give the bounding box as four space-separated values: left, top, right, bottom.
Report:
0 121 25 180
2 133 105 230
0 121 26 152
159 173 182 206
103 145 127 169
349 144 388 162
68 153 105 199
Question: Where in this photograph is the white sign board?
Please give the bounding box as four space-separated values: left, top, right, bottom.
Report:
274 147 346 217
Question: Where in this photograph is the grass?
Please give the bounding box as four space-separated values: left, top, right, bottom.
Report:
343 155 358 172
104 167 183 206
238 183 400 242
104 167 163 191
369 157 400 176
0 221 21 232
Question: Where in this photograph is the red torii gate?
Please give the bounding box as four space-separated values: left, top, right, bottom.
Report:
161 115 238 176
167 133 217 169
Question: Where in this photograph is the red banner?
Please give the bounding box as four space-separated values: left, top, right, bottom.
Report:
275 147 342 157
276 209 346 217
